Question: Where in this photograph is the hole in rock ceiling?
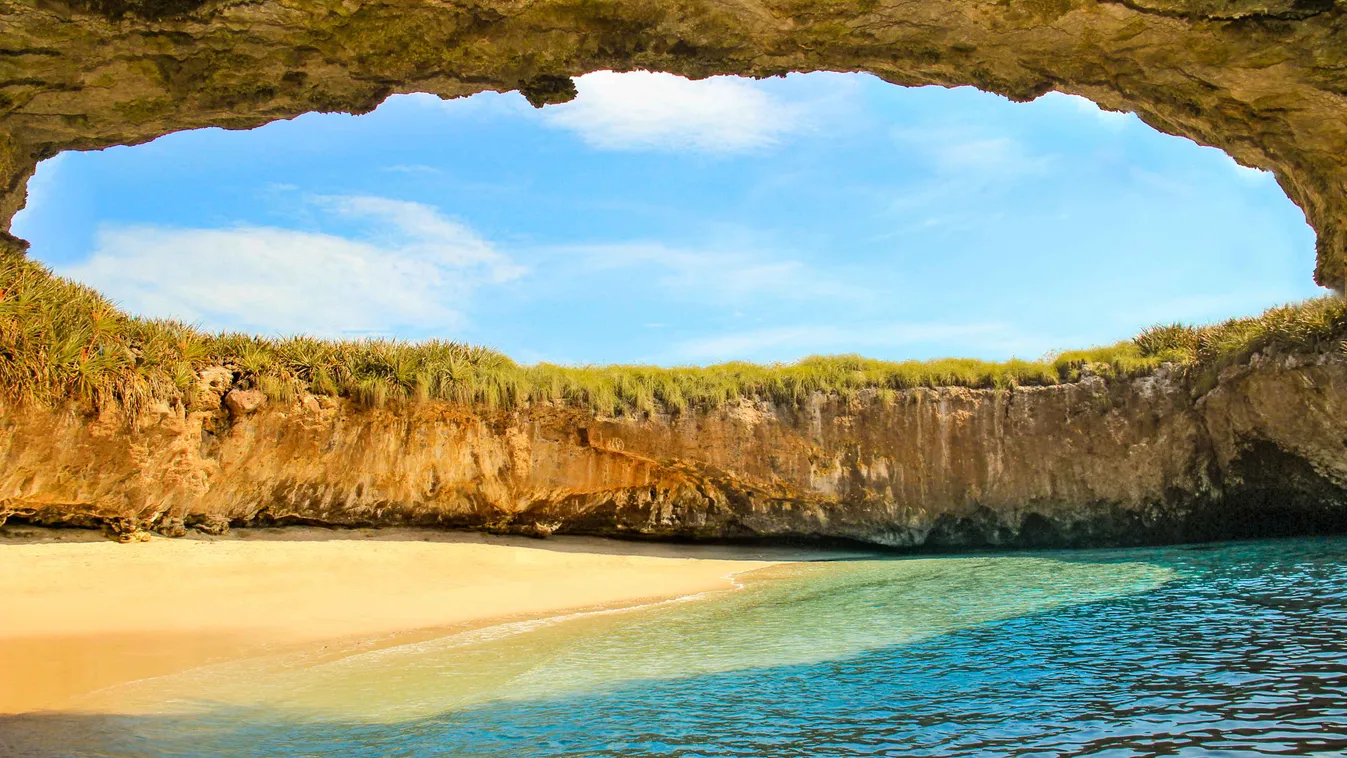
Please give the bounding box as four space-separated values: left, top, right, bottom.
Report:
12 72 1321 366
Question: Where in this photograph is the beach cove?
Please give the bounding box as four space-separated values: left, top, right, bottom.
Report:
0 527 791 715
4 536 1344 756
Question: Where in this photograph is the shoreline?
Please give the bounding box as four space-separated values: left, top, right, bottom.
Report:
0 527 822 715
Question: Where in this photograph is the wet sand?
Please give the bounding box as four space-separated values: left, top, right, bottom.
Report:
0 527 789 714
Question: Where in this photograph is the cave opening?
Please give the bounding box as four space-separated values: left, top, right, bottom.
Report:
4 0 1347 552
9 72 1320 368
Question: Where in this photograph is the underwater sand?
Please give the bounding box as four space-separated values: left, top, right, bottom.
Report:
0 527 788 714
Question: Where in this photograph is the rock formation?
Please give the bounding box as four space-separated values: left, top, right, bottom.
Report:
4 344 1346 547
4 0 1347 547
2 0 1347 285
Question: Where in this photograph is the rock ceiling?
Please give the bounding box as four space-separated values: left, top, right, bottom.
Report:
2 0 1345 285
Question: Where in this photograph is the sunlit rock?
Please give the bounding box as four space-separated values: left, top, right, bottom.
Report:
3 341 1346 547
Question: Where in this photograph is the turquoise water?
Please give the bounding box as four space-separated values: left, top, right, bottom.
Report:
8 537 1347 756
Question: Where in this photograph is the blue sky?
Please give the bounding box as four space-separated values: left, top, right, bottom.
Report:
12 72 1321 365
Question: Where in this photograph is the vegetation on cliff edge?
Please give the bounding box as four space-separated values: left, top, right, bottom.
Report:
1 255 1343 416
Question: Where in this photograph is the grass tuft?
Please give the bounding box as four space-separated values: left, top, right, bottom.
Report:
4 255 1345 416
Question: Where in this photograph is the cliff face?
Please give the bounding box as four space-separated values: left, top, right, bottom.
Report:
5 348 1346 548
3 0 1347 286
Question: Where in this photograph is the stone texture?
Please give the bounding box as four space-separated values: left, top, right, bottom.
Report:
223 388 266 416
194 365 232 409
3 346 1346 547
4 0 1347 546
2 0 1347 285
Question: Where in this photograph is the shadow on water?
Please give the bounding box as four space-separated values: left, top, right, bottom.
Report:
4 537 1347 757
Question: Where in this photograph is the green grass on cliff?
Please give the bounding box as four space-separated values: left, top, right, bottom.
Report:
2 255 1344 416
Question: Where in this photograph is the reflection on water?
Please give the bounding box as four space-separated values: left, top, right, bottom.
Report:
8 538 1347 757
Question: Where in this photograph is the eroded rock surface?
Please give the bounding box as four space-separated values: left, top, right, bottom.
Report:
223 388 266 416
3 347 1346 548
4 0 1347 547
2 0 1347 284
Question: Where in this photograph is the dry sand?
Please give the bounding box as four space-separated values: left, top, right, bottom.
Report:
0 527 788 714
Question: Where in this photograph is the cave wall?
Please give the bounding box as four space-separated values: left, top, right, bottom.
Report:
4 349 1347 547
4 0 1347 545
0 0 1346 283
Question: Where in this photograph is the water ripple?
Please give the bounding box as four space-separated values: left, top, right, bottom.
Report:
7 537 1347 757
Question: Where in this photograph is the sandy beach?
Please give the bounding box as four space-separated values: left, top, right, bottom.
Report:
0 527 785 714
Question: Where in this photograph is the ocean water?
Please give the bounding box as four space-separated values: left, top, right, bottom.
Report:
10 537 1347 757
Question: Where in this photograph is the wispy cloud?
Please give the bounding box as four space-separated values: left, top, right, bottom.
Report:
1224 154 1275 183
381 164 444 176
892 126 1054 179
657 322 1035 364
557 240 862 303
880 113 1060 231
59 196 523 338
541 71 803 153
1039 92 1134 128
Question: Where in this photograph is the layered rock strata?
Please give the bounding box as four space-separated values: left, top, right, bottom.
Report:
4 347 1346 548
2 0 1347 284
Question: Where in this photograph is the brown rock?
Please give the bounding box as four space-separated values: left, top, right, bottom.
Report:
519 521 559 539
224 389 267 416
197 366 232 394
189 366 234 410
2 344 1347 549
185 514 231 536
155 519 187 538
1 1 1347 286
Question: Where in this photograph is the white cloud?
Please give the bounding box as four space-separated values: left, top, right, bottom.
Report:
59 197 523 338
1224 154 1274 183
382 164 444 175
317 195 524 281
1039 93 1271 184
393 91 532 119
1039 92 1133 128
892 127 1053 178
660 322 1025 364
8 153 65 241
541 71 800 152
558 241 862 303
